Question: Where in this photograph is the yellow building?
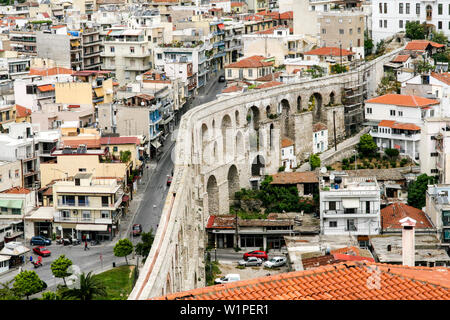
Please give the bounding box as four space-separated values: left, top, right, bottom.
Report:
14 105 31 123
99 136 142 170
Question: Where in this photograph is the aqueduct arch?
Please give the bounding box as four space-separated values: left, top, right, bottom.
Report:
227 164 240 204
207 175 219 215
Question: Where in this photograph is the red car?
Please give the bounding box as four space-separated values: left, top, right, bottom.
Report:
166 176 172 186
33 246 51 257
132 224 142 236
243 250 268 261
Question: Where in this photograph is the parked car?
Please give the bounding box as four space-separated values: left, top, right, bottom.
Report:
167 175 172 186
33 246 51 257
243 250 268 261
218 75 225 82
132 224 142 236
264 256 287 268
30 236 51 246
214 273 240 284
238 257 262 267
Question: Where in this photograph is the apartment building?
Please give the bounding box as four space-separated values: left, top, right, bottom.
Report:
80 27 102 70
101 27 153 85
223 20 244 66
426 184 450 245
313 122 328 154
0 103 15 132
372 0 450 45
13 76 55 112
52 173 124 241
9 29 37 56
31 103 94 131
319 173 381 236
365 94 440 161
318 10 365 59
0 161 23 192
99 136 143 171
248 0 269 13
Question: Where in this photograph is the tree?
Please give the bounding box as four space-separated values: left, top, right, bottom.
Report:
60 272 107 301
407 174 435 209
431 31 448 45
309 154 321 171
357 134 377 157
306 65 325 79
364 31 374 56
405 21 426 40
0 280 19 300
135 230 155 261
331 64 347 74
13 270 44 300
384 148 399 159
120 150 132 163
113 238 133 265
375 40 386 55
51 255 73 286
41 291 59 300
415 60 435 74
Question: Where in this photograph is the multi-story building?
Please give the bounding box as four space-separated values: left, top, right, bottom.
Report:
13 76 56 112
365 94 440 161
313 122 328 154
0 161 23 192
9 30 37 56
426 184 450 245
80 27 102 70
52 173 124 241
319 173 381 236
0 103 15 132
372 0 450 45
223 20 244 65
247 0 269 13
224 55 274 82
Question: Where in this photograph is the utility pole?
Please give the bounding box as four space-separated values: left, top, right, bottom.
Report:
333 110 337 151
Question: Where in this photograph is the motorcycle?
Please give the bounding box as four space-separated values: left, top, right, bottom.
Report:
90 239 100 246
63 237 81 246
32 257 42 268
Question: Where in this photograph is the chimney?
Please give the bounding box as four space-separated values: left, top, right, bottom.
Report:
399 217 416 267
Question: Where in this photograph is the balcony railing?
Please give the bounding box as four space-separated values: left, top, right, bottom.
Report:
323 210 379 215
345 226 358 232
54 215 113 224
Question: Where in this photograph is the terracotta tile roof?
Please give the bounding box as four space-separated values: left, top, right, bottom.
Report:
365 94 439 108
333 253 375 263
60 138 101 149
2 187 31 194
313 122 327 132
431 72 450 86
154 261 450 300
231 2 243 6
15 104 31 118
281 138 294 148
29 67 74 76
256 81 282 89
100 136 140 145
37 84 55 92
405 40 445 51
378 120 421 131
381 202 434 230
222 85 243 93
255 71 282 82
244 15 263 21
304 47 355 57
225 55 273 69
280 11 293 19
302 254 337 270
270 171 318 185
391 54 410 63
206 215 235 229
330 246 361 255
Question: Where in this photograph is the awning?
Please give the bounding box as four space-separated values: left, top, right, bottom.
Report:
385 184 402 190
342 198 360 209
75 224 108 231
151 141 161 149
94 87 104 97
37 84 55 92
218 23 225 30
70 40 80 47
394 144 401 149
0 199 23 209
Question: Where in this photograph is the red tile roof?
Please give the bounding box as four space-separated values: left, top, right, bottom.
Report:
154 261 450 300
281 138 294 148
304 47 355 57
431 72 450 86
333 253 375 263
37 84 55 92
60 138 101 149
231 2 243 6
29 67 74 76
405 40 445 51
270 171 318 184
2 187 31 194
225 55 273 69
256 80 282 89
381 202 434 230
378 120 421 131
205 215 235 229
222 85 243 93
100 136 140 145
313 122 327 132
15 104 31 118
366 94 439 108
391 54 410 63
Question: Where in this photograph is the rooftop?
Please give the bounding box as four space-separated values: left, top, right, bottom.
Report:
365 94 439 108
405 40 445 51
154 261 450 300
270 172 318 185
225 55 273 69
304 47 355 57
380 203 434 231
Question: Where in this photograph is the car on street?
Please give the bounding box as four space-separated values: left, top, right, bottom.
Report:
30 236 51 246
167 175 172 186
218 75 225 82
243 250 268 261
214 273 240 284
33 246 51 257
264 256 287 268
238 256 262 267
132 224 142 236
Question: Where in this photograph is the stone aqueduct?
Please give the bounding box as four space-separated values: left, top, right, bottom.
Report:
129 48 403 300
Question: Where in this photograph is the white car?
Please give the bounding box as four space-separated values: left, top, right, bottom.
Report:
238 256 263 267
264 256 287 268
214 273 240 284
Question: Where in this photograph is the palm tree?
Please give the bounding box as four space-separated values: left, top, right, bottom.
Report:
60 272 107 301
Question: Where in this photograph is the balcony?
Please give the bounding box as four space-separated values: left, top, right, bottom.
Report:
323 210 379 217
54 215 113 225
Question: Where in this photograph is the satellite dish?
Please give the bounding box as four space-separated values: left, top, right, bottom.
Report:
330 174 335 181
320 167 327 174
136 75 142 81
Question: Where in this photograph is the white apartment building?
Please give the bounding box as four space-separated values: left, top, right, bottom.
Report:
426 184 450 245
281 138 296 171
313 122 328 154
13 76 56 113
372 0 450 45
319 173 381 236
365 93 440 161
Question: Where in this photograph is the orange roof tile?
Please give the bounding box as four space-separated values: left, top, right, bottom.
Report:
405 40 445 51
304 47 355 57
270 171 318 184
60 138 101 149
231 2 243 6
281 138 294 148
15 104 31 118
222 85 243 93
431 72 450 86
381 202 434 230
366 94 439 108
37 84 55 92
29 67 74 76
256 80 282 89
391 54 410 63
378 120 421 131
313 122 327 132
225 55 273 69
153 261 450 300
2 187 31 194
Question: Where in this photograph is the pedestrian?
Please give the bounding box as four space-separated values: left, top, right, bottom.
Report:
84 241 89 251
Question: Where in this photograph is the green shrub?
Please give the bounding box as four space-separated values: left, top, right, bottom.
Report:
342 158 349 166
400 158 408 167
278 166 285 172
385 148 400 159
390 161 397 168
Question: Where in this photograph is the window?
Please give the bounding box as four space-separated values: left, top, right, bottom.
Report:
384 3 387 14
78 195 87 206
102 196 109 207
349 28 353 35
398 111 403 116
366 201 370 213
110 46 114 53
329 201 336 210
438 21 442 30
384 20 387 28
11 208 21 215
379 20 383 28
79 168 86 172
399 20 403 28
227 69 232 77
379 2 382 13
339 29 344 34
113 146 118 152
406 3 410 14
329 221 337 228
438 3 443 15
101 211 110 219
82 210 91 221
431 169 439 174
130 46 135 53
14 170 19 178
431 152 438 157
366 107 372 114
399 3 403 14
347 219 357 231
416 3 420 14
1 207 6 213
322 28 326 34
248 69 253 77
157 53 162 60
390 110 396 116
358 27 361 34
